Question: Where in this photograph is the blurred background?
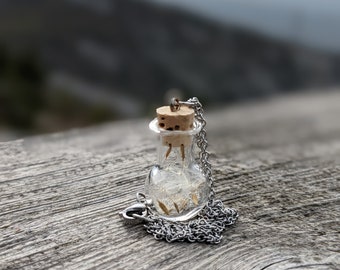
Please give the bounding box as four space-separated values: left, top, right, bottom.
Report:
1 0 340 140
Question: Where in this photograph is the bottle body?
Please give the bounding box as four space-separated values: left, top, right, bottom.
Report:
146 118 210 221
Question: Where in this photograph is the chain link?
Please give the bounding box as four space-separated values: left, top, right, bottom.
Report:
142 97 238 244
186 97 215 201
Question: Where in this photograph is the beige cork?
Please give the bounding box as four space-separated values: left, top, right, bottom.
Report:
156 105 194 147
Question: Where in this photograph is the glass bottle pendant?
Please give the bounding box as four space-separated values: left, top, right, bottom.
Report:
120 97 238 244
146 105 210 221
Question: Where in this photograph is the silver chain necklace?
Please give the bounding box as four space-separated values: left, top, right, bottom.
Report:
120 97 238 244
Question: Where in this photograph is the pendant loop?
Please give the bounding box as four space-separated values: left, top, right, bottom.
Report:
170 97 180 112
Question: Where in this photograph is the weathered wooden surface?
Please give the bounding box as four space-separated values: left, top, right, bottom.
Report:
0 92 339 270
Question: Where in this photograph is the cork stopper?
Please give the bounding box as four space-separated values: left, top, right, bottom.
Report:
156 105 194 147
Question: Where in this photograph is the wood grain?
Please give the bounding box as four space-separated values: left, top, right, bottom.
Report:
0 92 339 269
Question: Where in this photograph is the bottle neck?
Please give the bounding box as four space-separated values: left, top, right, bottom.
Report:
157 135 195 169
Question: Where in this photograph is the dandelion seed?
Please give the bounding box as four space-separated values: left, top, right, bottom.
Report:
158 200 170 215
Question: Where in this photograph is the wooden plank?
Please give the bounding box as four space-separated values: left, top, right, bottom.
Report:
0 92 339 269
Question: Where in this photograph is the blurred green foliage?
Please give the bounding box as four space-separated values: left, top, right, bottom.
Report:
44 88 114 130
0 45 115 136
0 45 44 129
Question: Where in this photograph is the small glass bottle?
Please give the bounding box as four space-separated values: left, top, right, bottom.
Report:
146 105 210 222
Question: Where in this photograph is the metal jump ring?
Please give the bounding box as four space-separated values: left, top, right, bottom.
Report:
170 97 180 112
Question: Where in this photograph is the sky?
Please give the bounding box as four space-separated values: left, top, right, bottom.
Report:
147 0 340 53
